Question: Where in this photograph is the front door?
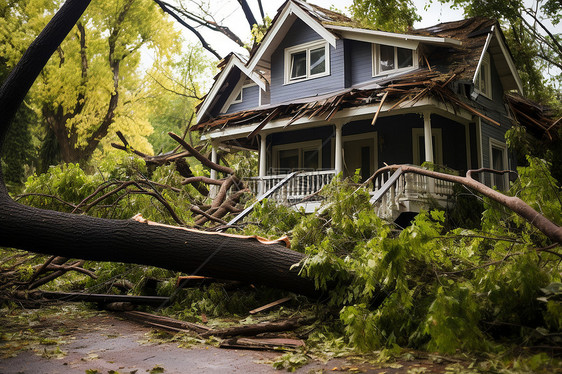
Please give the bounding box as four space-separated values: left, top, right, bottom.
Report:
343 137 376 182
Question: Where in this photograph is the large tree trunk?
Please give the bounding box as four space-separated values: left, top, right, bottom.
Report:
0 0 315 297
0 194 312 295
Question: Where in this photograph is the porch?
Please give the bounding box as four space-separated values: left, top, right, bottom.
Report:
242 167 456 219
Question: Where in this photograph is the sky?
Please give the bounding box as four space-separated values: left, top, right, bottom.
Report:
199 0 466 56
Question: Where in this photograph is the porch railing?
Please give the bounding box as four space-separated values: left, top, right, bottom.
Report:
370 167 456 220
245 170 336 203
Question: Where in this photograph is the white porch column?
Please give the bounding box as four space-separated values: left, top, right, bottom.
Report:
258 134 267 196
335 122 344 175
423 112 434 193
210 143 218 198
423 112 434 163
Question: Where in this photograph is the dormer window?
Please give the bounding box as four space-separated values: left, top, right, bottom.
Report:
372 44 417 76
475 52 492 99
285 41 330 84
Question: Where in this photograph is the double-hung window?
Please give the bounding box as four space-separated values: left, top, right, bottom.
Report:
372 44 417 76
285 41 329 83
475 52 492 99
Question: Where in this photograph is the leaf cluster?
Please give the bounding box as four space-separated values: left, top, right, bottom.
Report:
244 160 562 355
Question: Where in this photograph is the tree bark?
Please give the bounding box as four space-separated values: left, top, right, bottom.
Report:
0 0 315 297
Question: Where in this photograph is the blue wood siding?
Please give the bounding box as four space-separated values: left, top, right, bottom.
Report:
225 85 259 114
472 54 514 184
348 40 373 86
270 18 345 105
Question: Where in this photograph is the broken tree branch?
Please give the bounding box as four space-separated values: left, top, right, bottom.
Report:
370 165 562 245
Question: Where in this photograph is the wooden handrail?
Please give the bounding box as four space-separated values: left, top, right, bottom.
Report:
369 167 404 203
225 171 300 227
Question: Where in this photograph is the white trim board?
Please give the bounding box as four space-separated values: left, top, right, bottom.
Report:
325 25 462 47
197 55 266 124
247 1 337 72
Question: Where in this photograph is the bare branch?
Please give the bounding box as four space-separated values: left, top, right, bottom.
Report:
153 0 222 60
168 132 235 174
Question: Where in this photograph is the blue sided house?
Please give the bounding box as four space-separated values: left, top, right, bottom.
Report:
194 0 556 219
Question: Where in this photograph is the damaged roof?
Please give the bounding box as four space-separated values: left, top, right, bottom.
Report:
194 2 555 141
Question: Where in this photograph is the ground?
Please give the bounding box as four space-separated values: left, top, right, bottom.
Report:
0 304 459 373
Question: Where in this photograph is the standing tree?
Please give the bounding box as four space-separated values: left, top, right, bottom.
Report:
349 0 421 32
0 0 181 166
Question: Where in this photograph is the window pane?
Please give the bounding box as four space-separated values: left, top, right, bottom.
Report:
379 45 394 72
279 149 299 170
480 64 489 96
397 47 413 69
234 89 242 102
492 146 505 190
475 71 481 90
309 47 326 76
290 51 307 80
302 149 318 170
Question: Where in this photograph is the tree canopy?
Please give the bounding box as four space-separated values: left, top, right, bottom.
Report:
0 0 182 166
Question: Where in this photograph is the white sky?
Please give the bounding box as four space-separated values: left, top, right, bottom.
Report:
201 0 466 56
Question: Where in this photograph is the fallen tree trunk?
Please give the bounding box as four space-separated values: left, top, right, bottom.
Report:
0 197 314 295
0 0 315 297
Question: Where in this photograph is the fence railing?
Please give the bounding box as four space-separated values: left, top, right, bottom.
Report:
245 170 336 203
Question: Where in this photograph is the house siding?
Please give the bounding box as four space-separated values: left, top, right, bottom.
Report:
472 54 514 184
226 85 260 114
270 18 345 105
348 40 373 86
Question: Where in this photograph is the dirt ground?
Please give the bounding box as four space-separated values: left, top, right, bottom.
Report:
0 305 452 374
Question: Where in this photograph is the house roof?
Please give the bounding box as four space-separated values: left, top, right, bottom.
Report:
195 3 536 139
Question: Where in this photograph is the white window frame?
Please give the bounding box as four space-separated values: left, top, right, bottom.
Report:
372 44 418 77
232 88 243 104
272 139 322 173
412 128 443 165
220 81 257 113
475 52 492 99
284 40 330 84
489 138 508 190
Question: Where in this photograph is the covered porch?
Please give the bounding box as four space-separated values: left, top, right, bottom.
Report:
207 105 475 218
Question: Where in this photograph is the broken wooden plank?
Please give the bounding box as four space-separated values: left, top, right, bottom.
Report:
40 291 169 306
247 107 282 139
371 91 388 125
121 310 211 334
201 317 308 338
249 296 291 315
220 337 305 350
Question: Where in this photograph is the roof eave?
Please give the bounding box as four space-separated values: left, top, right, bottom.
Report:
247 1 338 72
325 24 462 47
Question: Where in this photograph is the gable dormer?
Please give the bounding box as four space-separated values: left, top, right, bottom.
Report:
196 53 267 124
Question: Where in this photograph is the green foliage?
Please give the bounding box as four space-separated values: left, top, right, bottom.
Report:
260 161 562 355
0 0 182 165
350 0 421 32
272 351 308 372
